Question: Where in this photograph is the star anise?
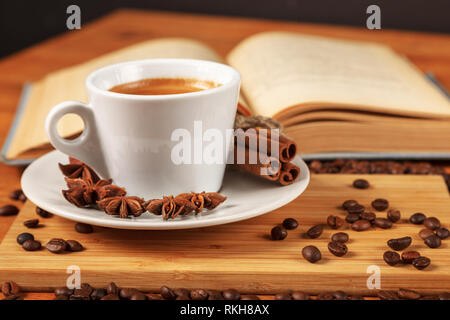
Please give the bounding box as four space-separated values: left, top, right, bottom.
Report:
146 196 197 220
62 178 126 208
59 157 100 184
97 196 146 218
176 192 227 213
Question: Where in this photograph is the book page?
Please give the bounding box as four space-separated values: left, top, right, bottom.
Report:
8 38 249 159
227 32 450 119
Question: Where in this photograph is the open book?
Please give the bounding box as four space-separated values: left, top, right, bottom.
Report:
3 31 450 164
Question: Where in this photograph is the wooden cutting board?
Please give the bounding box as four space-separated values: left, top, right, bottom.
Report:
0 174 449 294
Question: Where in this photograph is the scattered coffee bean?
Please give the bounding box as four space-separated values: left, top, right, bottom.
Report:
331 232 349 243
54 287 74 297
342 200 358 210
424 235 441 248
423 217 441 230
91 288 107 300
383 251 401 266
271 226 287 240
306 224 323 239
397 288 421 300
274 292 292 300
75 222 93 234
36 207 53 218
46 238 68 253
65 240 83 252
353 179 369 189
222 289 240 300
371 198 389 211
401 251 420 264
291 291 309 300
419 228 435 240
351 219 371 231
327 215 344 229
410 212 426 224
23 219 39 228
17 232 34 244
119 288 139 299
22 239 41 251
302 245 322 263
347 204 365 214
0 204 19 216
436 228 449 240
190 289 208 300
345 213 361 224
2 281 20 296
9 189 26 202
333 290 348 300
106 282 119 295
101 294 120 300
174 288 190 297
387 209 401 223
328 241 348 257
377 290 399 300
282 218 298 230
387 236 412 251
160 286 176 300
207 290 224 300
373 217 392 229
360 212 376 222
412 256 431 270
241 295 260 300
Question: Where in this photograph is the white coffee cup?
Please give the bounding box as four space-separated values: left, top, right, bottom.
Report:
45 59 241 198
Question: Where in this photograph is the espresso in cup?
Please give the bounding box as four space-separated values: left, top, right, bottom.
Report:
109 78 220 95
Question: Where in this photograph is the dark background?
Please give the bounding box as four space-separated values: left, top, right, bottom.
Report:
1 0 449 58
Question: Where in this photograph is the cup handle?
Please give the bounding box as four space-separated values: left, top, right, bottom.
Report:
45 101 109 179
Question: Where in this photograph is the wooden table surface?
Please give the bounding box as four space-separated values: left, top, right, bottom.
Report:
0 9 449 300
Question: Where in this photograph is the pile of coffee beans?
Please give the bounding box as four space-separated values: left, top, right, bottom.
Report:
270 217 299 240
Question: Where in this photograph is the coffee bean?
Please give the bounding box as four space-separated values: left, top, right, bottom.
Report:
387 236 412 251
46 238 68 253
23 219 39 228
130 292 147 300
10 189 26 202
345 213 361 224
353 179 369 189
282 218 298 230
327 215 344 229
383 251 401 266
351 219 371 231
306 224 323 239
66 240 83 252
106 282 119 295
176 295 190 300
342 200 358 210
22 239 41 251
17 232 34 244
91 288 107 300
401 251 420 264
436 228 449 239
317 292 335 300
190 289 208 300
419 228 435 240
387 209 401 222
328 241 348 257
2 281 20 296
222 289 240 300
35 206 53 218
101 294 120 300
302 245 321 263
271 226 287 240
347 204 365 214
274 292 292 300
54 287 74 297
398 288 421 300
412 256 430 270
424 235 441 248
291 291 309 300
75 222 93 234
0 205 19 216
72 283 93 300
331 232 349 243
361 212 376 222
410 212 426 224
333 290 348 300
207 290 224 300
119 288 139 299
160 286 176 300
423 217 441 230
377 290 399 300
371 199 389 211
373 217 392 229
174 288 190 297
241 295 260 300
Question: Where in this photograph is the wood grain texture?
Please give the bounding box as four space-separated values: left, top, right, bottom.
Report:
0 174 448 295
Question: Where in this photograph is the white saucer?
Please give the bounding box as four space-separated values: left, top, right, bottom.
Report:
21 151 310 230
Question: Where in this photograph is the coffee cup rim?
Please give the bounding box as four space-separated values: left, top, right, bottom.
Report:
86 58 241 100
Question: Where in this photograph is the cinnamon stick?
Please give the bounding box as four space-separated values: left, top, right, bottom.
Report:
279 162 301 186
